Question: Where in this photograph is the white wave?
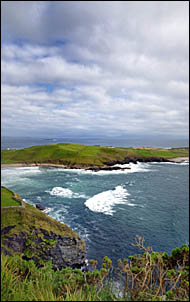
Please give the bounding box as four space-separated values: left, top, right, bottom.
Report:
84 185 139 215
23 162 152 176
151 161 189 166
181 161 189 165
113 162 152 172
82 162 152 175
22 198 36 207
47 186 88 199
48 187 73 197
13 167 41 174
73 226 90 242
47 162 152 176
44 207 68 223
1 167 40 176
43 207 52 214
1 167 42 186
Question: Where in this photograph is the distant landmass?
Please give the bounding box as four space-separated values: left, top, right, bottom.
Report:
1 136 189 150
1 143 189 171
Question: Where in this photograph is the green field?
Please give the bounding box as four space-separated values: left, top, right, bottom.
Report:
1 187 21 207
1 143 189 167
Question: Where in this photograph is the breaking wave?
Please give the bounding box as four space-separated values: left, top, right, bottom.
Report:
84 185 139 215
47 186 88 199
151 161 189 166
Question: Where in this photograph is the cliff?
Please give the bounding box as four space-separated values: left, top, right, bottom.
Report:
1 187 86 270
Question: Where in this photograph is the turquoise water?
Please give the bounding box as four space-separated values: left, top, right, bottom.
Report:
1 161 189 267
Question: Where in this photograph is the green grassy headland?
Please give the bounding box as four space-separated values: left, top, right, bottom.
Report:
1 186 85 275
1 187 79 239
1 143 189 167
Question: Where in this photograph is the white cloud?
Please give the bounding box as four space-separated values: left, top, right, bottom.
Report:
1 1 189 138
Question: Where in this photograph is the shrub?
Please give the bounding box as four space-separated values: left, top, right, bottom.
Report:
1 236 189 301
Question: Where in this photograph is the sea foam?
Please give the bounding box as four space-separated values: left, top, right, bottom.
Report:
83 162 152 175
84 185 136 215
47 186 87 199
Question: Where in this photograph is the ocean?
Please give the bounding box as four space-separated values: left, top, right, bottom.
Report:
1 159 189 268
1 135 189 149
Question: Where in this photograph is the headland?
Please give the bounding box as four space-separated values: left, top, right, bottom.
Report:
1 143 189 171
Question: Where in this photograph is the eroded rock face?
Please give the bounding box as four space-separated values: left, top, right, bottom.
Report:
36 204 46 211
105 156 169 166
88 166 131 172
1 227 86 270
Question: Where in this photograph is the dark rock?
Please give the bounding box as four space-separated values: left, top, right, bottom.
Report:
2 227 86 271
88 166 131 172
1 225 16 235
105 156 169 167
4 235 27 252
1 247 13 256
36 204 46 211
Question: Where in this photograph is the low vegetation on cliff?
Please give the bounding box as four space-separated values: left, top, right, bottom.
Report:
1 187 86 270
1 143 189 167
1 237 189 301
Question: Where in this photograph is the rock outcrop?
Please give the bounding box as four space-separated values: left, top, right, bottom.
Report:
1 226 86 270
36 203 46 211
1 193 86 271
87 156 169 171
88 166 131 172
105 156 169 166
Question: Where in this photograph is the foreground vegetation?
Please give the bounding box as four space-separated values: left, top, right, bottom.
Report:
1 143 189 166
1 236 189 301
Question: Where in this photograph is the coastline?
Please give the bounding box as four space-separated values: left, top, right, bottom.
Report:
167 157 189 163
1 156 189 170
1 163 69 168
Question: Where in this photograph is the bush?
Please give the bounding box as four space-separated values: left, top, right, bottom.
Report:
1 236 189 301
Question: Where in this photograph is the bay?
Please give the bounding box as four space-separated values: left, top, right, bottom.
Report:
1 160 189 268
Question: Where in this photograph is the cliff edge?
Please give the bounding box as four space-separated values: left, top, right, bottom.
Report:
1 187 86 270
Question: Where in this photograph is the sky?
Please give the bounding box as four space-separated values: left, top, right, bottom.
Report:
1 1 189 140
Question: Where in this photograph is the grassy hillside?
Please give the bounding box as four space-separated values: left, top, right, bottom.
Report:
1 187 21 207
1 143 189 166
1 188 79 239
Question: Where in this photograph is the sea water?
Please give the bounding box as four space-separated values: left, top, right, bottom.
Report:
1 161 189 267
1 136 189 149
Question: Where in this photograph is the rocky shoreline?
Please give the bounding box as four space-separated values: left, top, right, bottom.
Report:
1 156 188 172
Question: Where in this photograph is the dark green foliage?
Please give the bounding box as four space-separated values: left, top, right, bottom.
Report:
115 236 189 301
1 236 189 301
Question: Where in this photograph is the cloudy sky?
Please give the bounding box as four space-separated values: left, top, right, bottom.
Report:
1 1 189 140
